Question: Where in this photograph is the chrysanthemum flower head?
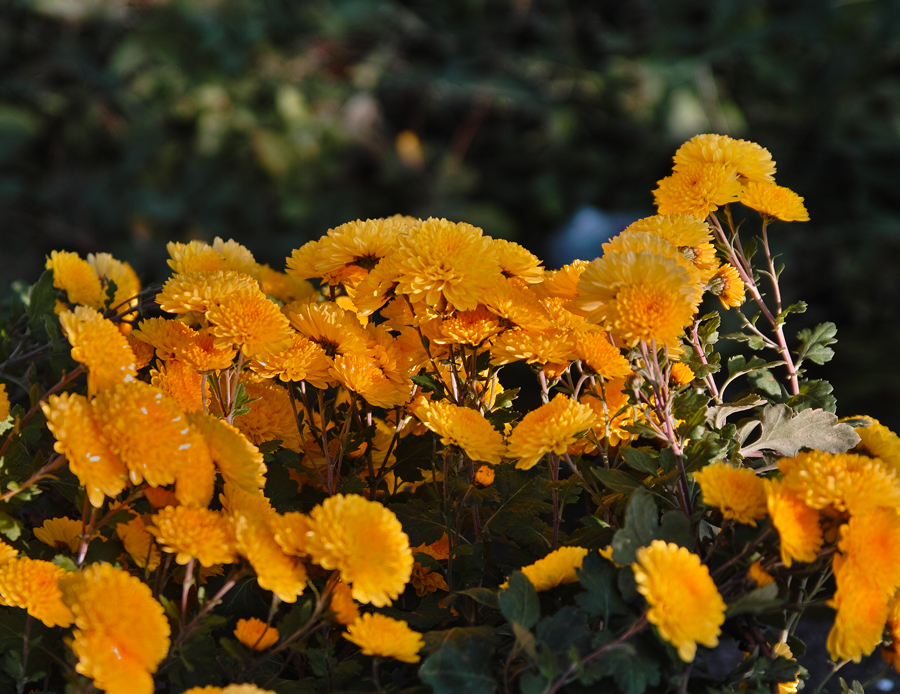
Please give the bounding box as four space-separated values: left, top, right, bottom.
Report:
206 285 294 359
673 134 776 183
157 270 259 315
747 561 774 588
632 540 725 662
413 399 506 465
433 305 503 346
491 237 544 284
833 508 900 599
391 217 502 313
167 237 258 277
0 383 9 421
653 162 742 218
490 327 576 367
483 275 553 332
87 252 141 321
331 354 410 409
693 462 767 526
475 465 495 486
575 378 642 450
740 181 809 222
230 378 303 452
0 539 17 565
150 359 207 413
329 581 360 625
574 250 699 348
188 411 267 492
539 260 590 301
513 546 589 592
270 511 312 557
709 264 746 308
344 613 424 663
603 231 704 290
764 479 823 567
148 505 238 567
34 516 83 553
827 583 889 663
851 416 900 475
259 263 317 304
116 516 161 571
60 563 170 694
305 494 413 607
574 331 632 379
234 617 279 651
624 214 719 284
46 250 104 308
249 333 333 388
882 591 900 672
507 393 598 470
0 557 75 627
42 392 129 507
287 298 371 358
670 362 695 385
59 306 137 396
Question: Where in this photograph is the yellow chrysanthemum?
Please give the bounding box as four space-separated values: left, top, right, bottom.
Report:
779 450 900 515
413 399 506 465
87 252 141 320
174 441 217 508
670 362 695 385
673 134 776 184
622 214 716 275
206 286 294 359
234 617 279 651
490 327 575 367
0 539 18 565
331 354 410 409
134 318 236 371
770 642 800 694
852 416 900 475
91 381 207 489
0 557 75 627
148 505 238 567
157 270 258 315
574 331 632 379
632 540 725 662
46 250 104 308
654 163 742 219
740 181 809 222
483 276 553 332
34 516 82 553
60 563 170 694
116 516 161 571
287 217 408 286
0 383 9 421
709 264 745 308
491 238 544 284
59 306 137 396
693 462 767 526
329 581 360 625
259 263 316 304
433 305 503 346
249 333 333 388
833 508 900 599
575 250 699 348
305 494 413 607
390 218 502 313
287 299 370 358
764 479 823 567
271 511 312 557
188 411 267 492
42 393 129 508
574 378 642 450
507 394 598 470
747 561 774 588
232 378 302 452
539 260 590 301
150 359 207 413
167 237 258 277
514 546 589 592
603 232 704 289
827 583 888 663
882 591 900 673
344 613 424 663
127 333 155 370
475 465 495 486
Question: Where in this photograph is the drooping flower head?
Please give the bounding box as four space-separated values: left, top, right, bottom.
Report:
33 516 83 553
0 557 75 627
413 398 506 465
709 264 746 308
116 516 161 571
343 613 424 663
206 285 294 359
46 250 104 309
188 411 267 492
305 494 413 607
693 462 767 526
632 540 726 662
740 181 809 222
148 505 238 567
850 416 900 475
507 393 598 470
764 479 823 568
59 306 137 396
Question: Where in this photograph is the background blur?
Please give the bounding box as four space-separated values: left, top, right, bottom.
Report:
1 0 899 427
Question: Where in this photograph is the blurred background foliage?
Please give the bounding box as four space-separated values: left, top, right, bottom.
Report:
1 0 899 426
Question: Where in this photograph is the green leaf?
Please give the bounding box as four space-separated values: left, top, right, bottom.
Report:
575 550 627 620
706 396 766 429
725 582 782 618
390 433 433 484
748 369 783 399
454 587 499 609
52 554 78 572
611 490 657 565
656 510 693 550
411 373 446 397
593 468 647 496
619 447 659 475
536 606 590 655
0 511 23 541
419 630 497 694
499 571 539 629
775 300 807 326
787 379 837 413
739 405 861 457
796 322 837 366
26 270 57 329
588 642 661 694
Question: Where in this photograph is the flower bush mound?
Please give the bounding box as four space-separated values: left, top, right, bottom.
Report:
0 133 895 694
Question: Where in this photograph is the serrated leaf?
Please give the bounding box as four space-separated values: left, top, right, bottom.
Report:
52 554 78 572
739 405 860 457
419 630 497 694
499 571 539 629
590 642 661 694
796 322 837 366
26 270 57 328
575 551 627 620
611 490 657 565
454 587 499 609
748 369 783 399
0 511 23 541
593 468 647 496
706 396 766 429
536 606 590 655
619 447 659 475
725 582 781 618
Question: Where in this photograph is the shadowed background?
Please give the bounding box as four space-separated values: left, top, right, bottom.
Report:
1 0 899 430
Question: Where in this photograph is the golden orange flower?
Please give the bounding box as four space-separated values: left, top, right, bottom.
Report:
575 250 699 348
539 260 589 301
475 465 495 486
150 359 207 413
507 394 598 470
127 333 155 370
60 563 170 694
670 362 695 385
87 252 141 320
490 327 575 367
188 411 267 492
709 264 745 308
148 505 238 567
167 237 258 277
833 508 900 599
59 306 137 396
483 276 553 332
491 238 544 284
852 416 900 475
827 583 888 663
603 231 704 289
740 181 809 222
271 511 312 557
575 378 642 450
287 299 371 358
46 250 103 308
234 617 279 650
654 163 742 219
514 546 589 592
259 263 316 304
249 333 333 388
206 286 294 359
0 383 9 421
764 479 823 567
632 540 725 662
116 516 161 571
331 354 410 409
305 494 413 607
747 561 774 588
693 462 767 526
329 581 360 625
34 517 83 553
433 305 503 346
157 270 258 315
413 399 506 465
410 534 450 597
42 393 129 508
0 557 75 627
344 613 424 663
882 590 900 672
0 539 17 565
673 134 776 184
574 331 632 378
